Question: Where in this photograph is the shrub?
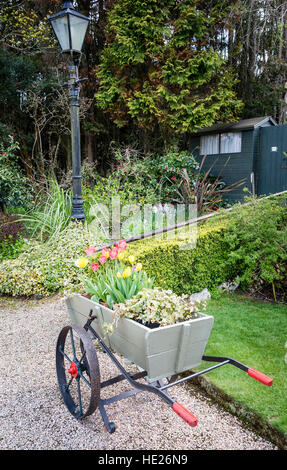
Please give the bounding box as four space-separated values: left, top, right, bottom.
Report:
0 223 96 297
123 222 233 295
0 135 35 211
112 147 199 204
222 193 287 298
0 213 25 261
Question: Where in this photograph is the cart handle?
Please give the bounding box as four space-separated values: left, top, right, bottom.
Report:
202 356 273 387
172 402 198 427
248 368 273 386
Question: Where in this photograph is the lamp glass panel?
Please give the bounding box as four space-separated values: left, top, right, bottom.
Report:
51 15 70 51
69 14 89 52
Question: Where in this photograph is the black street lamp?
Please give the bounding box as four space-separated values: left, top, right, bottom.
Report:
48 1 90 222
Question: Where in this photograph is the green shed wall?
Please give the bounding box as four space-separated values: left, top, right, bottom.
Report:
190 130 254 202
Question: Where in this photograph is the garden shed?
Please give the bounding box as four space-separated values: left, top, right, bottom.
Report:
189 116 286 202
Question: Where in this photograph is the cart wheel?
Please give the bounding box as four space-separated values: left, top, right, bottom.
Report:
56 324 101 420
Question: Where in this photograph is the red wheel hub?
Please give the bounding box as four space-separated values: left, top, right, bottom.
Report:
68 362 78 379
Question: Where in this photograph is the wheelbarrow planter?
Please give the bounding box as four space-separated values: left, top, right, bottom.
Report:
56 293 274 433
66 294 214 382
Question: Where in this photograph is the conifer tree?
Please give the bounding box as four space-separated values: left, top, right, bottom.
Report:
96 0 243 133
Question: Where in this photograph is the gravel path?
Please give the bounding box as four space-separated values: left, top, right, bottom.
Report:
0 295 277 451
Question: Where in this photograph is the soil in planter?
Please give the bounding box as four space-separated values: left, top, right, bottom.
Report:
137 319 160 329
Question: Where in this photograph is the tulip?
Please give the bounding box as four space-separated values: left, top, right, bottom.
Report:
75 258 88 268
116 240 127 251
135 263 142 272
123 266 131 278
85 245 96 256
102 248 110 259
117 251 124 261
91 263 99 271
110 247 118 259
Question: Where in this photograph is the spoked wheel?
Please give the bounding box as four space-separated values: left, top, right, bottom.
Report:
56 324 101 420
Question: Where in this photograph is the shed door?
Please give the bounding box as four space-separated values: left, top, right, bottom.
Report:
257 125 287 196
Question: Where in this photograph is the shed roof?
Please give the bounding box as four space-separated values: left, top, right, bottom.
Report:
194 116 277 135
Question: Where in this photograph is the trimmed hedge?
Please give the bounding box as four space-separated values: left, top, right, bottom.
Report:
124 223 234 295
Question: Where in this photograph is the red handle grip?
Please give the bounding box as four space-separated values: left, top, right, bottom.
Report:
172 402 198 427
248 368 273 386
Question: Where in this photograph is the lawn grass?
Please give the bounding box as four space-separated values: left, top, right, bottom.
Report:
196 292 287 435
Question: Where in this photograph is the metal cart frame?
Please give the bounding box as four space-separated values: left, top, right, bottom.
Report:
56 311 273 433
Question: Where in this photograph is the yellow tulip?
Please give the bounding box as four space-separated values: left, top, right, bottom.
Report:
117 251 124 261
128 255 135 264
75 258 89 268
123 266 131 278
116 272 122 279
135 263 142 272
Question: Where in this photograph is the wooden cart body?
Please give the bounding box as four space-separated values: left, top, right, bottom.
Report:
66 295 214 382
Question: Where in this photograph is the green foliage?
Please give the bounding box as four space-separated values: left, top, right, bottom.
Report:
114 147 199 203
0 236 24 262
0 213 25 262
169 156 244 214
17 176 73 242
222 194 287 296
0 135 35 210
96 0 243 132
0 4 55 53
83 148 200 239
113 286 204 326
85 146 199 204
77 241 153 308
81 259 153 309
2 190 286 301
0 223 96 297
0 50 38 114
123 222 233 295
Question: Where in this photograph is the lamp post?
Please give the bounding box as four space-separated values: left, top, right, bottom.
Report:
48 1 90 222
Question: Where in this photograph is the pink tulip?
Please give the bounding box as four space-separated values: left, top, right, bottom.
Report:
101 248 110 257
99 255 107 265
91 263 99 271
110 247 118 259
85 245 96 256
116 240 127 251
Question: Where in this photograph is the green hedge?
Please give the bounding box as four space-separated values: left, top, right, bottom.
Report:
124 223 234 295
